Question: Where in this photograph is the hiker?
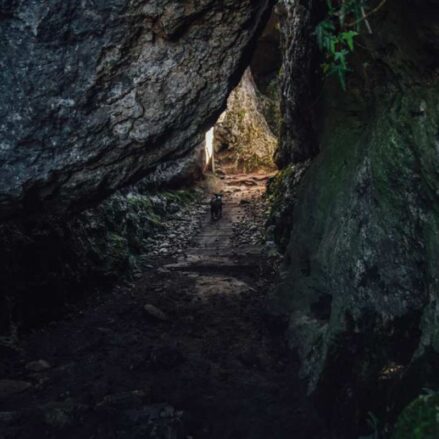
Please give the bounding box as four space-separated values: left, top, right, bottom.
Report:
210 193 223 220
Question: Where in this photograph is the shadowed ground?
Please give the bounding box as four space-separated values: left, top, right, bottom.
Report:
0 174 325 439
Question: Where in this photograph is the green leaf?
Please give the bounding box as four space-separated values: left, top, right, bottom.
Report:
314 21 336 49
334 49 349 69
341 31 359 51
315 0 373 91
327 64 347 90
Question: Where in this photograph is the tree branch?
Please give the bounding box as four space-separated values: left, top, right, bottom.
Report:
347 0 388 29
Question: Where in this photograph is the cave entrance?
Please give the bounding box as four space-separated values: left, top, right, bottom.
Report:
203 8 282 178
0 5 324 438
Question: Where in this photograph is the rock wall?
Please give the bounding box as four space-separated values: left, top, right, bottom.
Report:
250 9 282 90
0 182 203 334
250 8 282 137
275 0 322 167
214 69 277 173
271 0 439 435
0 0 273 221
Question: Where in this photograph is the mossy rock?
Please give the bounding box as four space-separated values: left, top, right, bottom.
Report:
161 189 198 205
266 165 295 202
266 163 310 250
393 393 439 439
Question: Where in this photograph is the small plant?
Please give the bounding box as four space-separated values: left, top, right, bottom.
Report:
315 0 387 89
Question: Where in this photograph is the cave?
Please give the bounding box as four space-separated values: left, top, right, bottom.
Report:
1 1 439 438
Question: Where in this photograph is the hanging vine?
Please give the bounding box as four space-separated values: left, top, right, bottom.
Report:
315 0 387 89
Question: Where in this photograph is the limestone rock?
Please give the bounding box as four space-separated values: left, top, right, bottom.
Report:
214 69 277 173
250 8 282 136
139 144 205 190
275 0 322 167
250 9 282 90
0 0 274 220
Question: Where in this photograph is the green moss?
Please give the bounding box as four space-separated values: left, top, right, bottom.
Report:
76 187 201 280
267 165 295 196
127 194 153 210
160 189 199 205
144 211 163 228
393 393 439 439
266 165 301 249
237 109 246 123
270 63 439 436
267 165 294 211
241 151 275 173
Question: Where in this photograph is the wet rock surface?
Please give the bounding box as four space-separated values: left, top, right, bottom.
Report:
0 175 325 439
0 0 273 220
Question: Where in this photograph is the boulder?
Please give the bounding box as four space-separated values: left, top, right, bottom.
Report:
0 0 274 220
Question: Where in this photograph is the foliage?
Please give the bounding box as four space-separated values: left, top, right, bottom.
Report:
393 392 439 439
315 0 384 89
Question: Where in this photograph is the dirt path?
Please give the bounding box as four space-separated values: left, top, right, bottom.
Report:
0 175 324 439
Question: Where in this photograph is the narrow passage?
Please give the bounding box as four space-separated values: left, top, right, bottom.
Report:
0 174 323 439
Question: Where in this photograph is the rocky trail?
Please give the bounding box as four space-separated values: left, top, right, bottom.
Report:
0 175 323 439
